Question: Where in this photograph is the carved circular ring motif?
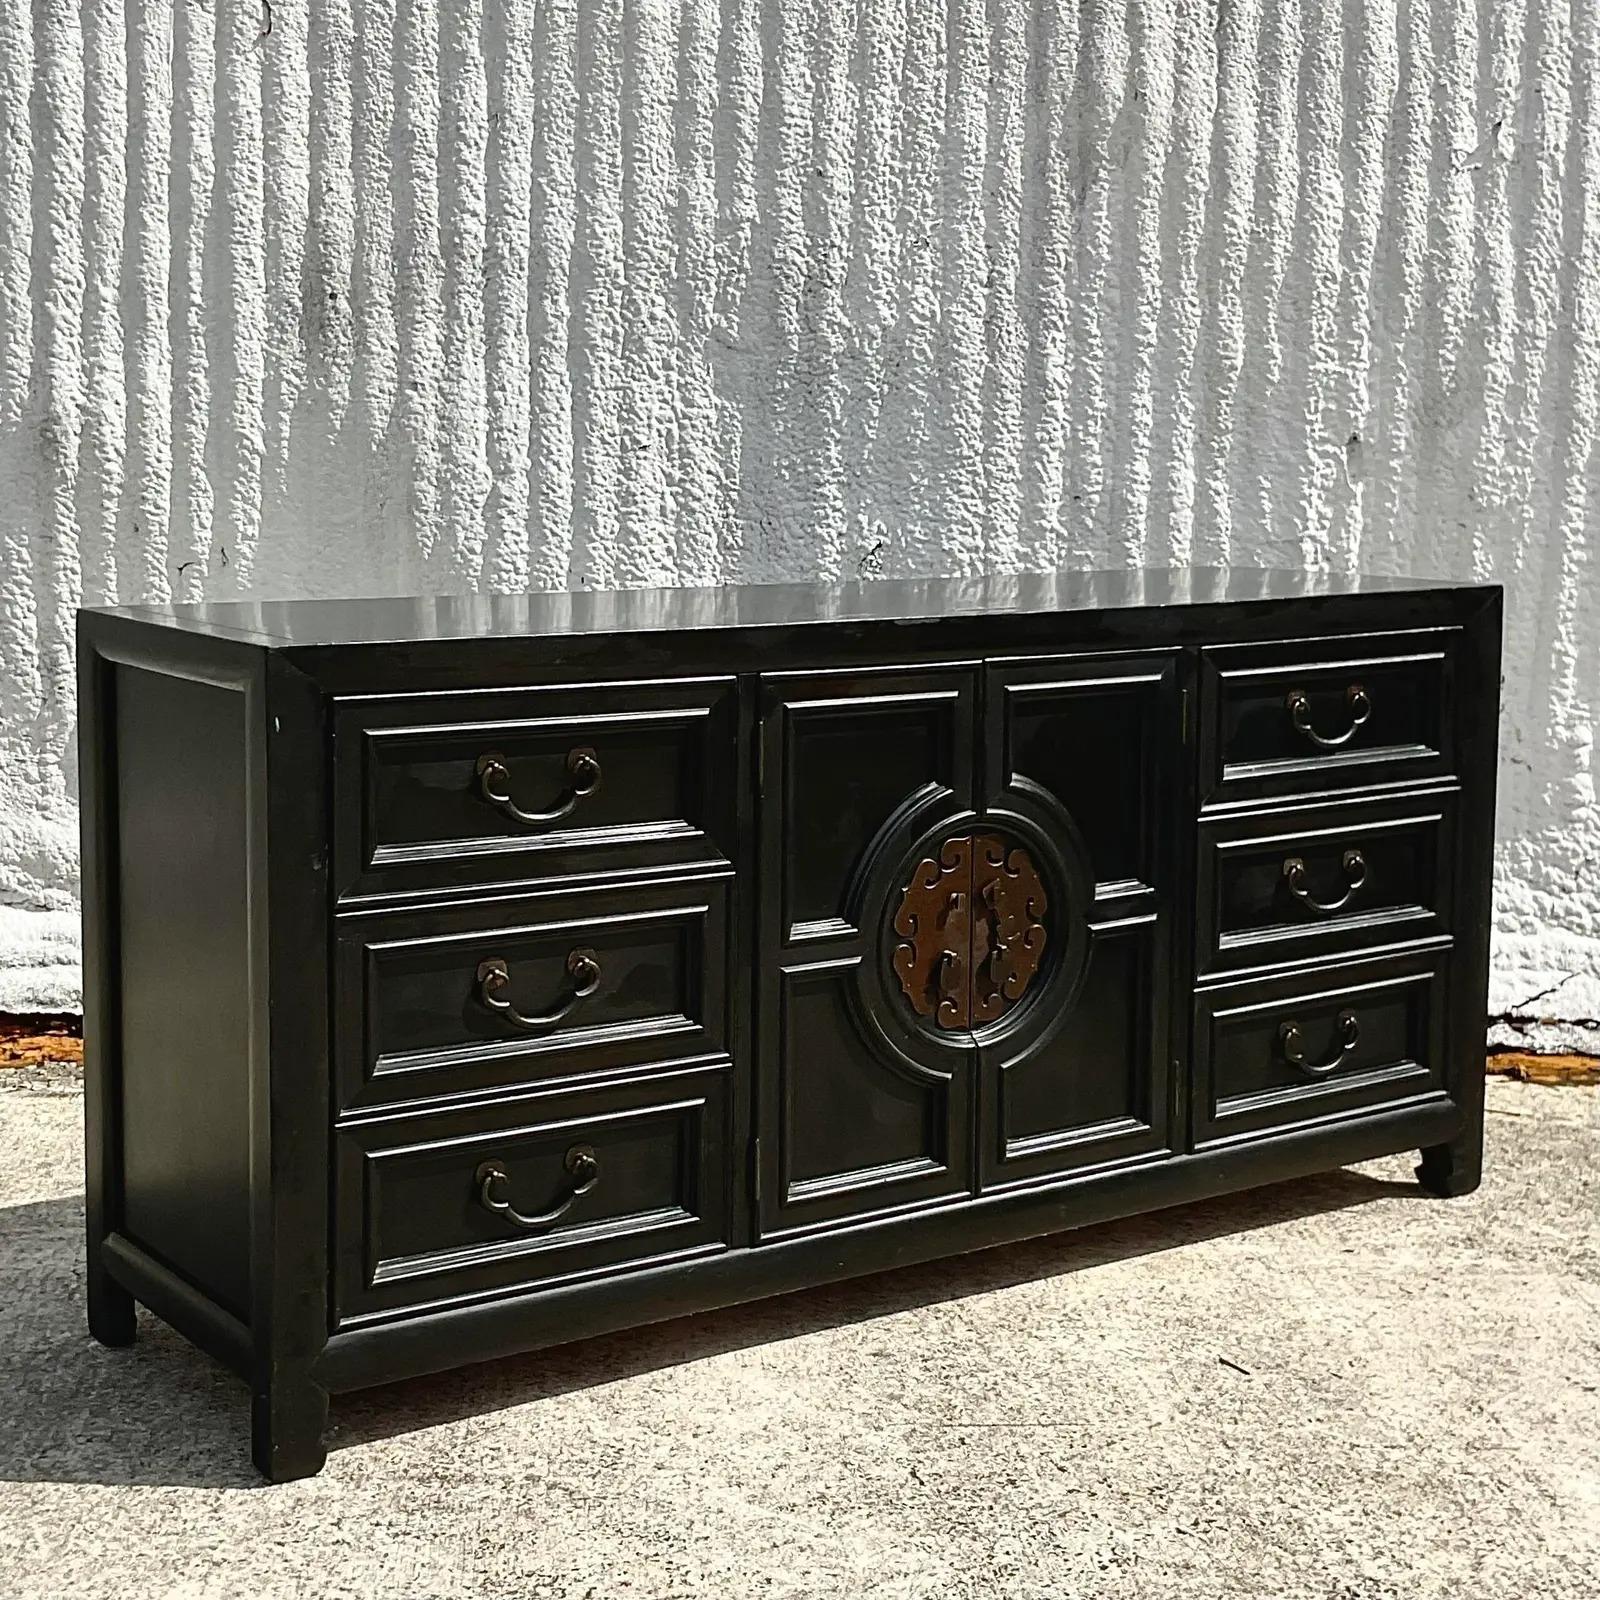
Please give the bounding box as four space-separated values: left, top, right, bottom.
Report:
891 833 1047 1031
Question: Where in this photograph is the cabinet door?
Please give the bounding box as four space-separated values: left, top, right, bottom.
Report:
756 665 978 1237
977 652 1181 1188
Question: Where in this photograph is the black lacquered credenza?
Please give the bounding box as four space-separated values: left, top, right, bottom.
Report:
78 569 1501 1479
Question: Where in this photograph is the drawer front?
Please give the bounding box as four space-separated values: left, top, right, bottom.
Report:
1192 952 1450 1147
333 677 738 901
335 877 729 1112
1200 632 1456 805
1196 792 1454 975
335 1064 733 1326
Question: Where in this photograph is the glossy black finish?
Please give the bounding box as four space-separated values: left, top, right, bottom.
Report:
1195 787 1455 975
114 663 253 1318
1192 947 1450 1145
335 1062 733 1326
116 566 1488 649
78 568 1502 1481
332 676 737 901
333 874 731 1112
1198 630 1455 806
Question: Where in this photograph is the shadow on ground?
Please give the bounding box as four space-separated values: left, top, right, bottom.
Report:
0 1166 1417 1490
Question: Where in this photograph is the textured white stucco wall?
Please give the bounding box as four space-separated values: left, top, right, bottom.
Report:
1 1 1597 1046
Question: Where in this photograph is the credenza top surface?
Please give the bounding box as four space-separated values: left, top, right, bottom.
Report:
85 567 1497 653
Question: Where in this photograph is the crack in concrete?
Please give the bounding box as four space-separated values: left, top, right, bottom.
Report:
1490 1010 1600 1032
1503 973 1578 1014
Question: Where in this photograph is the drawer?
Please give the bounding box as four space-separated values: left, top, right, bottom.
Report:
1199 632 1455 806
332 677 738 901
334 1063 733 1327
334 876 729 1112
1192 951 1450 1147
1195 792 1454 975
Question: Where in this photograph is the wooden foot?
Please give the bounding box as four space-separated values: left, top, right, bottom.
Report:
1416 1134 1482 1198
87 1265 137 1347
251 1378 330 1482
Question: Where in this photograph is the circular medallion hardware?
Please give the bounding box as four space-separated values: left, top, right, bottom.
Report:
891 833 1047 1030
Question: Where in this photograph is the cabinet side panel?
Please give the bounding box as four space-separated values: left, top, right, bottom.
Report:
114 663 253 1320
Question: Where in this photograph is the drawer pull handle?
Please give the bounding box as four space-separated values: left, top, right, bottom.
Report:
1282 848 1368 913
475 746 601 827
475 1145 599 1233
1278 1009 1360 1075
1286 684 1371 749
475 948 601 1031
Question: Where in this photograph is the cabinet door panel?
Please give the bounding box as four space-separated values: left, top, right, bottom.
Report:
757 667 977 1235
771 670 973 943
980 654 1180 1185
992 927 1152 1142
777 960 959 1205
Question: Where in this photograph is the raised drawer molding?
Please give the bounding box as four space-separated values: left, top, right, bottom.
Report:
78 570 1501 1480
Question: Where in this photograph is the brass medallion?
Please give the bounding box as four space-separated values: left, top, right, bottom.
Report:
969 835 1048 1025
891 836 972 1028
892 833 1047 1030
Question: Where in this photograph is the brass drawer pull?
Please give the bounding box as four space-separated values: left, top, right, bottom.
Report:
1285 684 1371 750
1282 847 1368 913
476 948 601 1031
475 746 601 827
1278 1009 1360 1075
475 1145 600 1233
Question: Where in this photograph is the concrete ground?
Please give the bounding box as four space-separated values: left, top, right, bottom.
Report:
0 1068 1595 1600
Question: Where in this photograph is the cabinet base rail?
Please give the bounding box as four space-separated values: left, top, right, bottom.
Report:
93 1093 1464 1481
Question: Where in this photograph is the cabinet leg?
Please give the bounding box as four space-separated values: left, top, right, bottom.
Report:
1416 1130 1483 1198
87 1254 137 1347
251 1378 330 1482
